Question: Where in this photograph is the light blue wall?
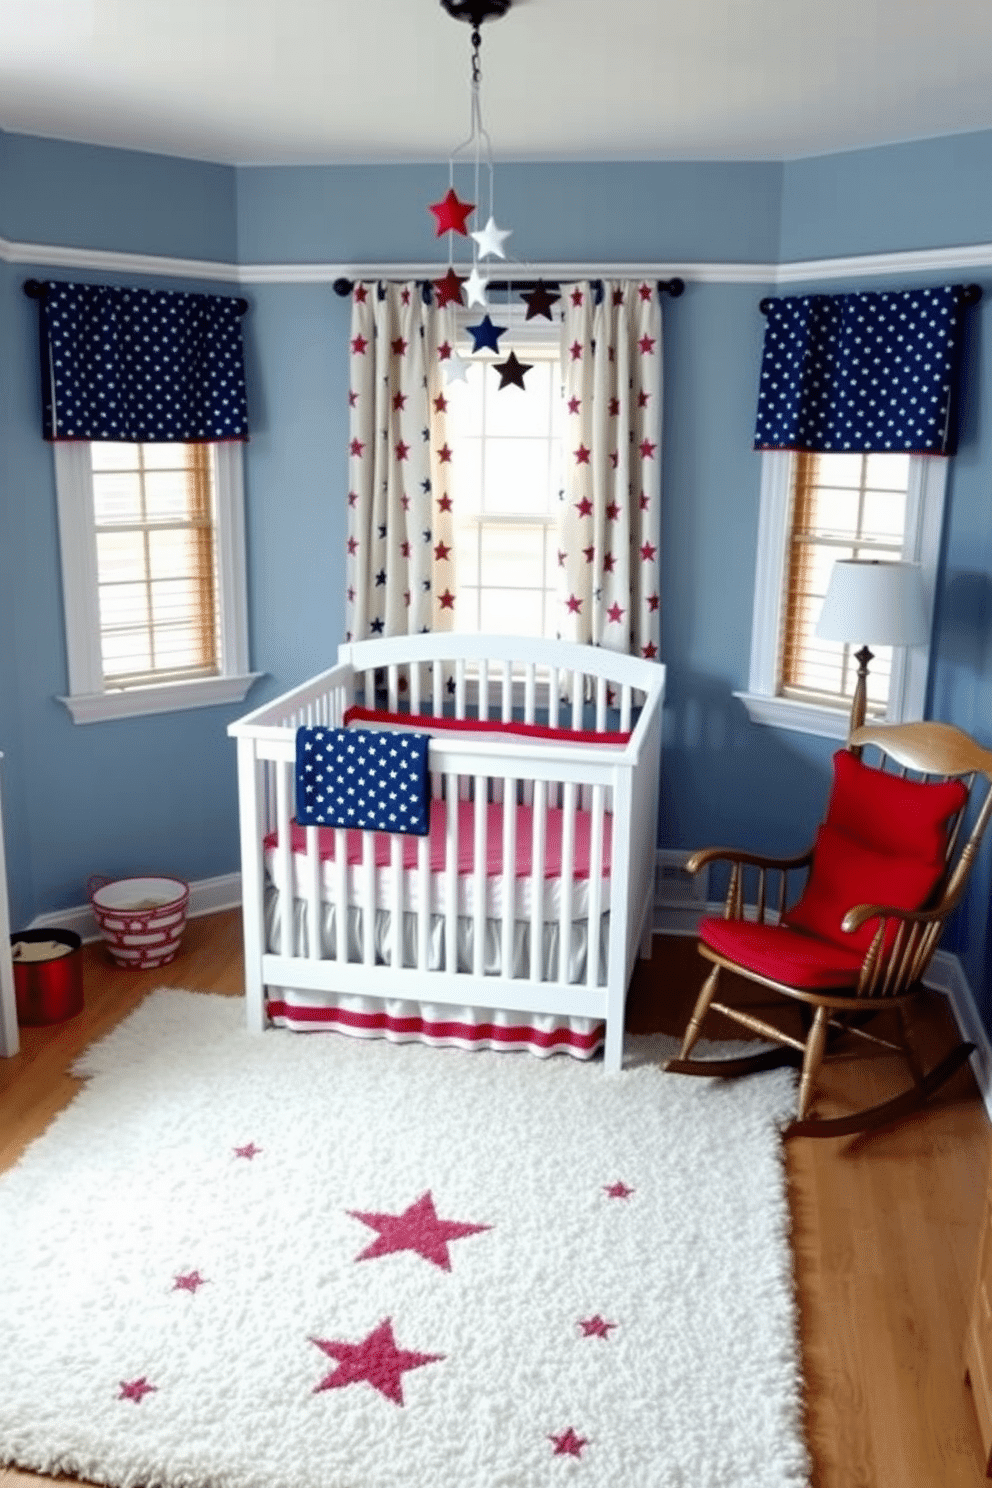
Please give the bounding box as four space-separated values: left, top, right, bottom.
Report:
2 125 992 1024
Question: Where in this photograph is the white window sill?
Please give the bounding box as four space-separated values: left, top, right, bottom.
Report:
735 691 853 741
58 673 263 725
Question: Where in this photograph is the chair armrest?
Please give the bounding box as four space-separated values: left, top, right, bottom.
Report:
841 901 944 934
684 845 814 877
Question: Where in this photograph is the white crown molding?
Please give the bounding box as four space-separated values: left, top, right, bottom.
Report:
4 230 992 290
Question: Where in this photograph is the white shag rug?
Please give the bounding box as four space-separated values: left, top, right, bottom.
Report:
0 990 810 1488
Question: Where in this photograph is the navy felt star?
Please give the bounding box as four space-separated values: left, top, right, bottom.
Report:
465 314 507 354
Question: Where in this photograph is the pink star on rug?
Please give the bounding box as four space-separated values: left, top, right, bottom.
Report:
234 1142 261 1160
173 1270 207 1293
118 1376 157 1404
578 1314 617 1339
348 1190 491 1271
549 1426 589 1458
604 1180 635 1199
310 1318 444 1406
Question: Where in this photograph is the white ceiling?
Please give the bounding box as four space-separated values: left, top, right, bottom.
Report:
3 0 992 167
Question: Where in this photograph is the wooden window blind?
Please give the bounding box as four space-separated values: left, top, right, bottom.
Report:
779 450 910 712
91 442 219 690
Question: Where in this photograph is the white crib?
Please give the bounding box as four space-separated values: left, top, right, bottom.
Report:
228 634 664 1073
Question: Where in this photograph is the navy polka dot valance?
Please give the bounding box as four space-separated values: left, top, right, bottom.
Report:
36 281 249 443
753 284 971 455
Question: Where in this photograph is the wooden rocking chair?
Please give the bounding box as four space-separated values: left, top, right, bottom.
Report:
665 722 992 1137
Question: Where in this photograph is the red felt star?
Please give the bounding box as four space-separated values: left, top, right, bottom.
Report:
429 187 475 237
433 268 466 308
311 1318 444 1406
567 395 581 414
639 333 657 354
566 594 582 614
350 334 368 355
578 1314 617 1339
639 438 657 460
437 493 453 511
437 444 453 464
607 602 625 624
549 1427 589 1458
119 1376 157 1403
438 589 456 610
433 392 449 413
576 496 593 517
173 1270 207 1293
575 444 591 464
349 1191 489 1270
604 1180 634 1199
434 541 451 561
234 1142 261 1160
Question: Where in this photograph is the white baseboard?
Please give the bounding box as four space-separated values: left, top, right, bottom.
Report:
27 873 243 944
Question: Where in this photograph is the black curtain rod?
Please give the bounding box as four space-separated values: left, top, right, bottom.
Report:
758 283 983 314
332 275 685 299
22 278 250 315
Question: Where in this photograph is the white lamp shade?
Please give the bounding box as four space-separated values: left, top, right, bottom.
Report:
815 560 928 647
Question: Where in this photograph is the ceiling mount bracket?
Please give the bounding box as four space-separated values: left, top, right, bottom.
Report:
440 0 511 28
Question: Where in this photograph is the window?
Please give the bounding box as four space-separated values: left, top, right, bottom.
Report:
444 319 562 639
738 449 947 739
54 441 257 723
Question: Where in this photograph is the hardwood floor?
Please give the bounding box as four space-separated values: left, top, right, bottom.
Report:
1 913 990 1487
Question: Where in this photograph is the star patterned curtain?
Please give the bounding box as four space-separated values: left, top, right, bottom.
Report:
36 280 249 442
345 282 454 641
559 281 661 661
753 284 970 454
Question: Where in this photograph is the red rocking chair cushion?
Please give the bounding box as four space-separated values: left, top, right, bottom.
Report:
698 917 865 990
824 749 967 860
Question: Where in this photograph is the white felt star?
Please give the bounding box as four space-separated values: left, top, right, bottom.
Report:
465 265 488 307
443 352 471 384
470 215 512 260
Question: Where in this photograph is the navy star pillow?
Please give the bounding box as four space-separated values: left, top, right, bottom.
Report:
295 727 431 836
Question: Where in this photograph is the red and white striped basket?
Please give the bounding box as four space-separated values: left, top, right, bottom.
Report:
87 875 190 969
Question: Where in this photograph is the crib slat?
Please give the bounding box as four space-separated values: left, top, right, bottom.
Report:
410 663 422 715
362 830 375 965
391 833 404 971
432 659 443 715
416 831 430 972
388 664 399 712
595 675 607 732
620 684 632 734
586 785 606 987
306 825 321 961
529 779 547 982
455 659 467 719
523 665 536 808
501 776 517 981
276 763 293 958
558 781 577 983
571 671 583 730
333 828 348 962
472 777 486 977
502 661 513 723
445 772 459 974
478 659 489 721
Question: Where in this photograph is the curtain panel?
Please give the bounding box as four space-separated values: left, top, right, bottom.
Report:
753 284 970 455
345 282 453 642
36 281 249 442
559 280 661 660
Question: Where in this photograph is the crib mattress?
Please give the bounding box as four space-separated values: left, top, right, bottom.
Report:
263 795 614 919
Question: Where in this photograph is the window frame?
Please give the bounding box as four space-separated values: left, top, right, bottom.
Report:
736 449 948 740
53 441 258 724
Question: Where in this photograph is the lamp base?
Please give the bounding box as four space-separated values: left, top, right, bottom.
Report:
849 644 874 753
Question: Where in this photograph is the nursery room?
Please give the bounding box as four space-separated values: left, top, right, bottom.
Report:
4 0 992 1484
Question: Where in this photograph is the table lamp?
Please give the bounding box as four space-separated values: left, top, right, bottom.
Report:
815 559 928 738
